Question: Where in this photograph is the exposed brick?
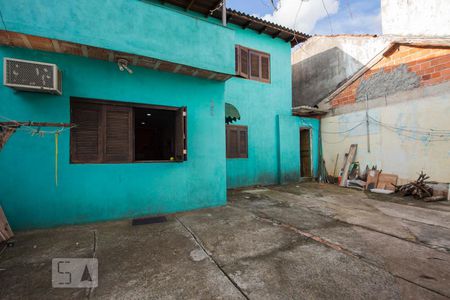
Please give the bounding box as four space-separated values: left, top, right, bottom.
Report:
330 45 450 108
420 61 432 70
431 72 441 79
430 55 450 66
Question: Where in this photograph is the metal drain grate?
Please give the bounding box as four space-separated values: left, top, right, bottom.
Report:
131 216 167 226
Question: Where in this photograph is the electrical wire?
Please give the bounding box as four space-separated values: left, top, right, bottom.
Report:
209 1 224 15
258 0 273 10
321 121 364 134
344 0 353 19
322 133 352 144
369 116 450 135
321 116 450 144
292 0 305 31
268 0 278 11
0 6 7 31
0 6 13 47
291 0 308 47
374 121 450 142
321 0 334 35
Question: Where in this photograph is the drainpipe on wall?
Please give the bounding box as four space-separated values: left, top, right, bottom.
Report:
222 0 227 26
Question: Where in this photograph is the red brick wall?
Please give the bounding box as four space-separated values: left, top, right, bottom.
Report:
331 45 450 107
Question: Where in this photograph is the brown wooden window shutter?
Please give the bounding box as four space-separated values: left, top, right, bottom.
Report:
239 129 248 158
235 45 270 83
175 106 187 161
226 126 238 158
239 47 249 78
235 46 240 74
70 101 103 163
249 50 261 80
71 98 187 164
226 125 248 158
261 54 270 82
103 105 133 163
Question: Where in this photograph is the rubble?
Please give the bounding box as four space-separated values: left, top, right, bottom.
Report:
394 172 433 199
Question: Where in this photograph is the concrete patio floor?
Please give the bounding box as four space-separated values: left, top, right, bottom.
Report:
1 183 449 299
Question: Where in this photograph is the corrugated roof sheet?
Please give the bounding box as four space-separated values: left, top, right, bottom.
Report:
162 0 310 46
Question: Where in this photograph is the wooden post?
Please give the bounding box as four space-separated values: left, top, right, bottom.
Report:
340 144 358 187
365 94 371 153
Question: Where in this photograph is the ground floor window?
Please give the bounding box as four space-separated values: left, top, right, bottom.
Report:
70 98 186 163
226 125 248 158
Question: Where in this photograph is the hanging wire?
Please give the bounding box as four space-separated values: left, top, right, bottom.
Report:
268 0 278 11
369 116 450 135
321 116 450 144
321 121 365 134
0 115 75 136
344 0 353 19
292 0 305 30
322 132 352 144
0 7 7 31
321 0 334 35
209 1 224 15
258 0 273 10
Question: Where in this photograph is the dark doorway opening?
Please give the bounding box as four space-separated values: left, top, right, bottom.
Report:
134 107 176 161
300 128 312 177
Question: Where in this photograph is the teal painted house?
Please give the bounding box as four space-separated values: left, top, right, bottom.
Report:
0 0 317 230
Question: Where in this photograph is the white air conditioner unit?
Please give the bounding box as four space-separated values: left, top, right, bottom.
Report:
3 57 62 95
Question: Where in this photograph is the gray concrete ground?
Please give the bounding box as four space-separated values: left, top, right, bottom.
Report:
1 183 449 299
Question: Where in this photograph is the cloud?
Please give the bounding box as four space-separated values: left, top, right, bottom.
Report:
261 0 340 33
313 1 381 35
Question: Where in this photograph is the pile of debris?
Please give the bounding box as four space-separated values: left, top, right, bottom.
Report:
333 144 398 193
394 172 446 202
330 145 447 202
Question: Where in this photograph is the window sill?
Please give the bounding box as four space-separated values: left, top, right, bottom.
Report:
233 75 270 84
70 160 183 164
134 160 181 163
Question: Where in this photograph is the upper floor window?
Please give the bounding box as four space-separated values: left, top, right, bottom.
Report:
235 45 270 83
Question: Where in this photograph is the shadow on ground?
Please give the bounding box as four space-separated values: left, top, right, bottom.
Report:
1 183 449 299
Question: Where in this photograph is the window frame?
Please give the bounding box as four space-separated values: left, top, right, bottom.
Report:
70 97 187 164
235 45 271 83
226 124 248 159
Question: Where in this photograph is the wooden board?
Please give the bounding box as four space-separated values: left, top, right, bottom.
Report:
365 170 380 190
0 206 13 241
376 173 398 191
339 144 357 187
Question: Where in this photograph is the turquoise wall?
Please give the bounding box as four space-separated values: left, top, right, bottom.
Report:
0 47 227 230
0 0 234 74
278 116 320 183
0 1 317 230
224 25 314 188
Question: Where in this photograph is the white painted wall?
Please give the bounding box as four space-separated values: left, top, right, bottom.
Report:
382 0 450 37
322 82 450 183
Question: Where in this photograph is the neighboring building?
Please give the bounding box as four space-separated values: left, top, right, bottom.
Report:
292 35 389 108
292 0 450 185
0 0 316 230
319 39 450 183
382 0 450 37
